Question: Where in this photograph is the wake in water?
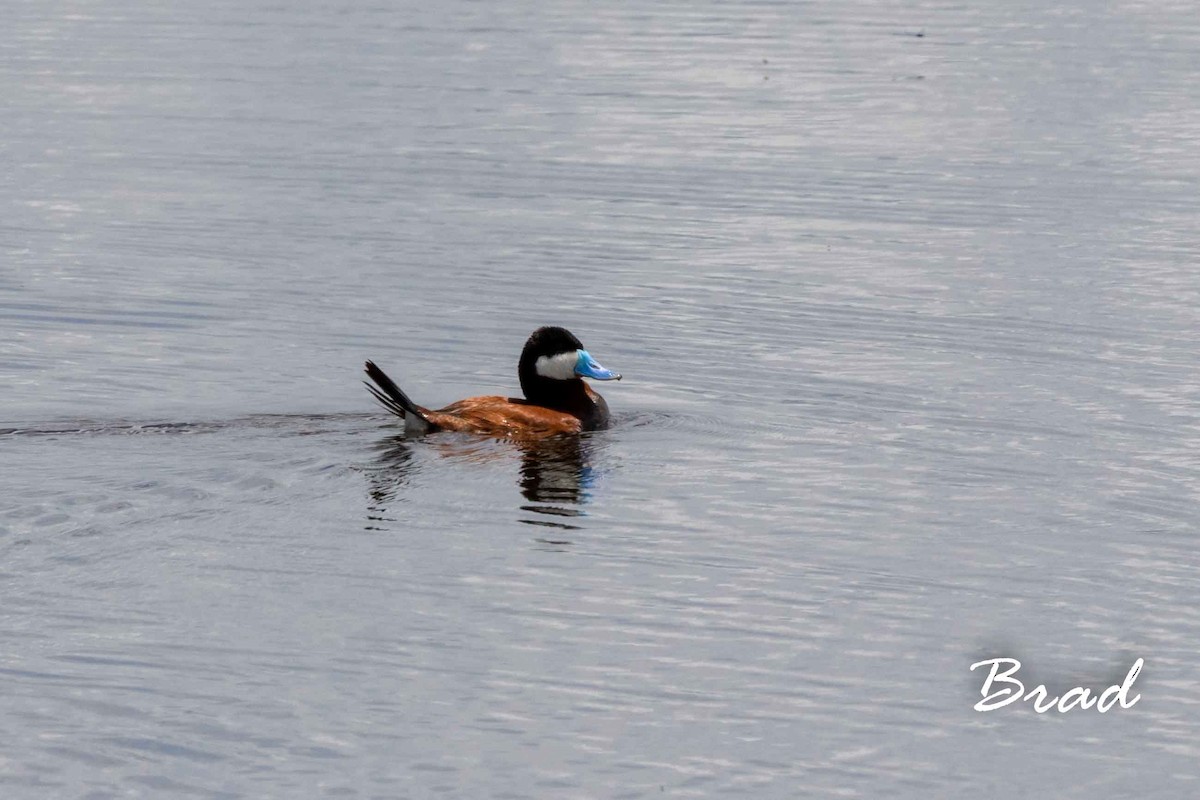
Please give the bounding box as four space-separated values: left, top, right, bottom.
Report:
0 413 373 439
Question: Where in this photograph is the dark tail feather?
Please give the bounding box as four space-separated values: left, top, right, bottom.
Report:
364 360 432 426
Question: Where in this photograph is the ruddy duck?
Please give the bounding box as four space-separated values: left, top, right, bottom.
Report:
364 326 621 437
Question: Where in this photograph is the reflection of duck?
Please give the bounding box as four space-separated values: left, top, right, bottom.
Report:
362 433 417 528
362 431 604 533
517 435 597 530
364 327 621 437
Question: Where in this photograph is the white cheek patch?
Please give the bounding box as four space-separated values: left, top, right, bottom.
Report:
535 350 579 380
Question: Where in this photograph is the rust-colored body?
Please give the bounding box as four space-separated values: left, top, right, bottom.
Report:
415 384 609 438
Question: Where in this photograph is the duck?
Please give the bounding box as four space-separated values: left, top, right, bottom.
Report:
364 326 621 437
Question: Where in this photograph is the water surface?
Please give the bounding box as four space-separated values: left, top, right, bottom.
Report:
3 0 1200 797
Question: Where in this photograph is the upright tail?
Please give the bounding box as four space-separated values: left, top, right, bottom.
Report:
364 361 434 430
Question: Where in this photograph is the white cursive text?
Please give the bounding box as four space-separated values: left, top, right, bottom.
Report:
969 657 1144 713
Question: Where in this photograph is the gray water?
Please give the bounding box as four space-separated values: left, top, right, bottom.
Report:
4 0 1200 797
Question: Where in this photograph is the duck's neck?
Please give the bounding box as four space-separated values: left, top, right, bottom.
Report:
523 375 588 412
522 377 604 427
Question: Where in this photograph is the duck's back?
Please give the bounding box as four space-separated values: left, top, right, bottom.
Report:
424 396 584 437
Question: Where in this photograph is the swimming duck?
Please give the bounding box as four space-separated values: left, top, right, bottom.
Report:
364 326 621 437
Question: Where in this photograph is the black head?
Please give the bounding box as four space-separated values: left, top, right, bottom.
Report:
517 326 621 410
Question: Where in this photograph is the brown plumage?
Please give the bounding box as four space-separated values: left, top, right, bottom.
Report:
410 389 606 437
